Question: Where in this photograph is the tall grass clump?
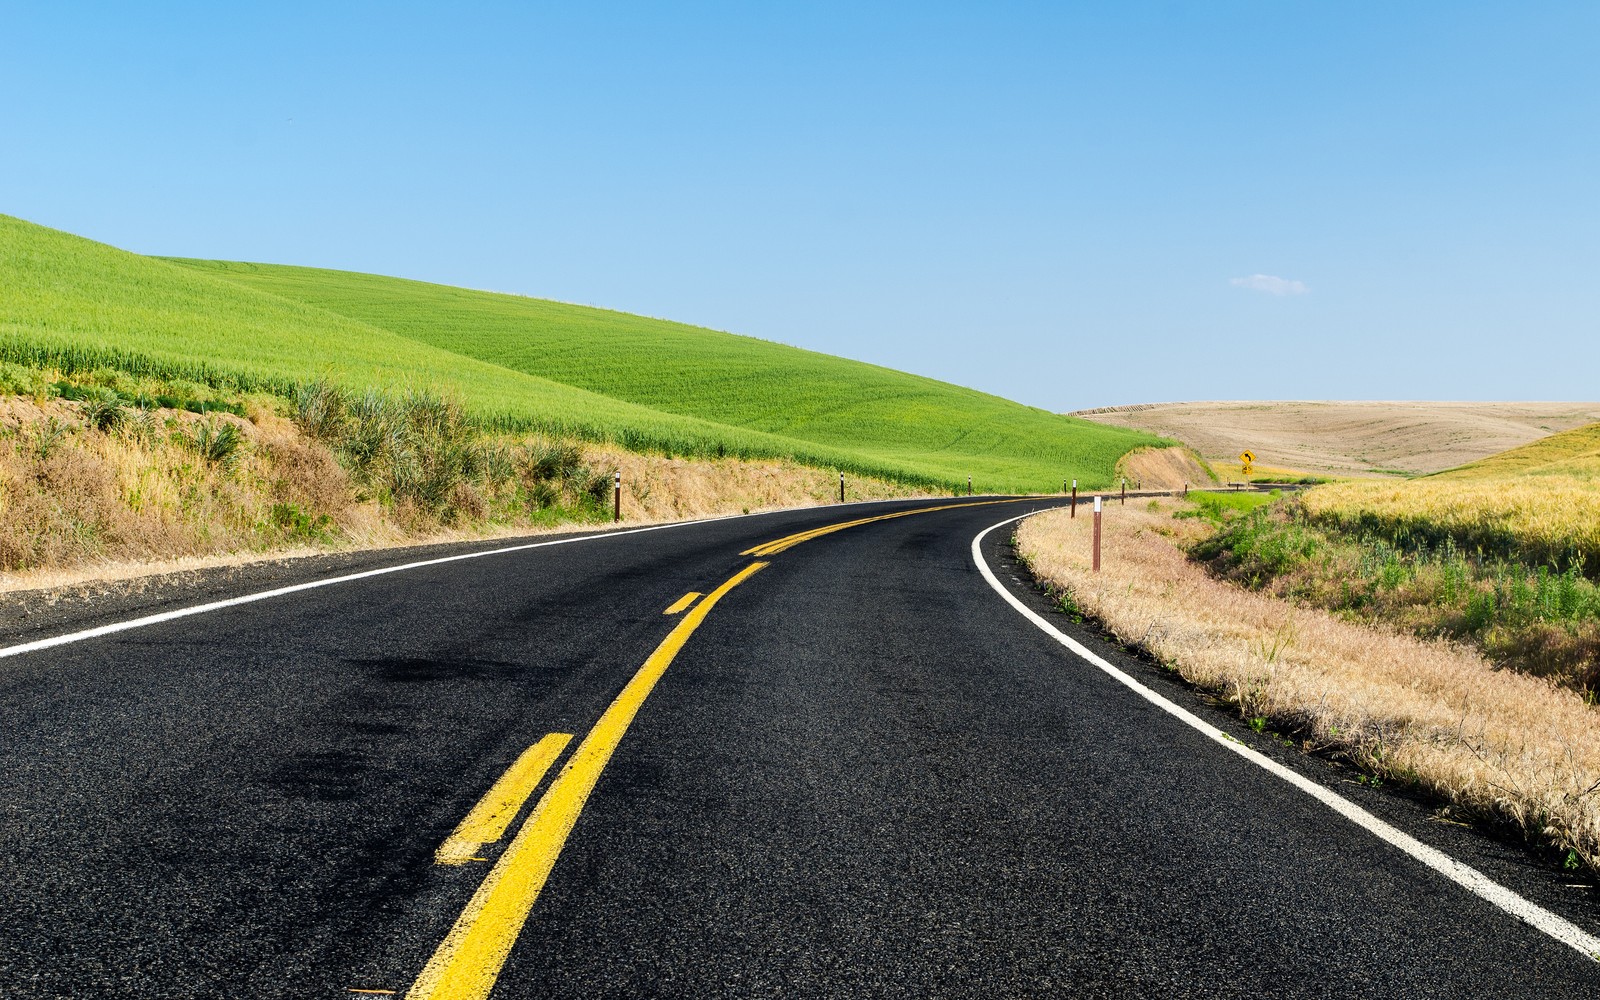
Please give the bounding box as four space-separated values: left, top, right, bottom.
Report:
1175 489 1279 525
290 380 613 525
79 387 125 432
188 418 244 468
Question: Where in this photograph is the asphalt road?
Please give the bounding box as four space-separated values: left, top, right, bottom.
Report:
1 496 1597 998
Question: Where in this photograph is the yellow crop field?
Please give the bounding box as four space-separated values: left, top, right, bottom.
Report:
1303 423 1600 572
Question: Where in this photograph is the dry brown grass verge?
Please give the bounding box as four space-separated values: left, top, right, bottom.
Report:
1015 499 1600 872
0 397 928 595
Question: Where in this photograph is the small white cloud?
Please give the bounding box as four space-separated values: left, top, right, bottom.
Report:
1230 273 1308 296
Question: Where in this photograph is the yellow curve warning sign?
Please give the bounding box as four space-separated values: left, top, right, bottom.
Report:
1239 450 1256 475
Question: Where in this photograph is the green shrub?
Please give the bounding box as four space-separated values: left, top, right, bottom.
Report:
1191 497 1600 695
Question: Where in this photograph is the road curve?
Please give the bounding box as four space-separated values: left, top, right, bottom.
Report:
0 496 1596 998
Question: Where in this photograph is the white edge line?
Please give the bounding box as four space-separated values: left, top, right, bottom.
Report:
971 511 1600 963
0 496 923 662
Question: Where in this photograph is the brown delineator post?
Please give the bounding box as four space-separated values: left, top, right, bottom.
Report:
839 472 845 504
1121 478 1126 505
1092 495 1103 572
1070 479 1078 518
968 475 973 496
1183 482 1189 497
613 471 621 523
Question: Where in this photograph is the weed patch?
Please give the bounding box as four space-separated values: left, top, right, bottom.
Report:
1177 489 1280 526
1194 498 1600 696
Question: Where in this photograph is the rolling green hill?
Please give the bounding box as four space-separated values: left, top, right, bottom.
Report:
0 213 1161 489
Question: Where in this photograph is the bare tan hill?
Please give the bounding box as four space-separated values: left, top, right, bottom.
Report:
1072 401 1600 478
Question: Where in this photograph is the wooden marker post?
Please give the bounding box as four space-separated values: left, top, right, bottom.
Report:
839 472 845 504
1092 495 1103 572
613 471 621 523
968 475 973 496
1120 478 1126 505
1070 479 1078 518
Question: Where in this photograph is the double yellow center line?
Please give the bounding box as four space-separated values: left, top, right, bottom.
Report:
405 497 1037 998
406 561 766 999
740 498 1019 557
433 734 573 867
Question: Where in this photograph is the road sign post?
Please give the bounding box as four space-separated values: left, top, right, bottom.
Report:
839 472 845 504
1070 479 1077 518
1092 495 1103 572
613 471 621 523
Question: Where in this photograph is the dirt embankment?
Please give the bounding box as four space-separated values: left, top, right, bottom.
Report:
1075 401 1600 478
1113 445 1216 490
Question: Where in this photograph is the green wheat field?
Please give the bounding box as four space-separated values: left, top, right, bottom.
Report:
0 213 1162 491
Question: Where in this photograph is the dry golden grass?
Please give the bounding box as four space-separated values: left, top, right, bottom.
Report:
1075 401 1600 478
1304 477 1600 570
1016 500 1600 869
1303 424 1600 571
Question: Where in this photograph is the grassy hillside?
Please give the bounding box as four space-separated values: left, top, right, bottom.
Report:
163 258 1159 490
0 216 917 475
0 213 1159 490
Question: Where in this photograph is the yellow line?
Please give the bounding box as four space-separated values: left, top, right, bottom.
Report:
434 733 573 866
662 591 701 615
405 561 769 1000
741 498 1026 557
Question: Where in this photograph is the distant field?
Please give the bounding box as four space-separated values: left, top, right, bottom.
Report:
1074 400 1600 478
0 213 1162 491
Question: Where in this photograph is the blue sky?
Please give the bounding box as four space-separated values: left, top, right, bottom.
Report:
3 2 1595 409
